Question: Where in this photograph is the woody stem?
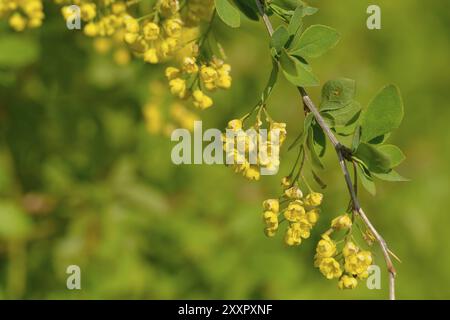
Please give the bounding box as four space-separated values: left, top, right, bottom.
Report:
255 0 397 300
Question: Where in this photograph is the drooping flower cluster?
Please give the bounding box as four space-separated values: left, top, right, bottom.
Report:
54 0 233 109
262 179 323 246
222 117 286 181
165 55 232 110
314 214 373 289
0 0 44 31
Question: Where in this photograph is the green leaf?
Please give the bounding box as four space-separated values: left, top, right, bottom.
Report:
289 112 313 150
215 0 241 28
360 84 404 142
352 126 362 152
378 144 406 167
308 128 324 170
320 78 356 111
322 101 361 127
279 50 297 75
354 142 391 173
312 122 326 157
373 170 410 182
287 6 304 35
302 6 319 16
233 0 259 20
281 53 319 87
289 24 340 58
357 163 376 195
368 134 390 145
271 25 290 52
261 61 279 102
0 35 39 68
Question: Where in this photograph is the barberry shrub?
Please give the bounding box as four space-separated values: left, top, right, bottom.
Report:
0 0 405 299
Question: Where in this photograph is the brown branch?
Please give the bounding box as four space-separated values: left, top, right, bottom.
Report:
255 0 397 300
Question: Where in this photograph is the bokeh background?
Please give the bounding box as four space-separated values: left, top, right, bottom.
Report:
0 0 449 299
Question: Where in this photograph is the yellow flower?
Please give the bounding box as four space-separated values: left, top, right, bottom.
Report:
306 209 320 225
263 211 278 230
165 67 180 80
285 223 301 246
183 57 199 74
9 13 27 31
284 200 305 222
344 250 373 279
316 234 336 258
80 3 96 21
160 0 180 16
263 199 279 213
319 257 342 279
284 186 303 199
338 275 358 289
270 122 287 145
84 22 99 37
143 22 160 40
304 192 323 207
281 176 291 188
264 227 277 238
227 119 242 131
193 90 213 109
331 214 352 230
144 48 159 64
169 78 187 99
244 166 260 181
124 17 140 33
343 241 359 257
124 32 138 44
200 65 218 83
164 19 182 38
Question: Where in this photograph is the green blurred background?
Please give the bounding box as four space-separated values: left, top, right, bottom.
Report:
0 0 449 299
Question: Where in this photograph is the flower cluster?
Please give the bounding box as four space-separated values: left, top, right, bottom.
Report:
222 116 286 181
314 214 373 289
0 0 44 31
263 179 323 246
54 0 232 110
165 56 232 110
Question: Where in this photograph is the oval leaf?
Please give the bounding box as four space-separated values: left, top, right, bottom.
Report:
289 24 340 58
215 0 241 28
361 85 404 142
354 142 391 173
378 144 406 167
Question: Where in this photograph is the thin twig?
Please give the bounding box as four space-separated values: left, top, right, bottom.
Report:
255 0 396 300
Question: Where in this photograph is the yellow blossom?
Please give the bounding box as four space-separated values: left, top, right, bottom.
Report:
284 186 303 199
263 199 279 213
284 200 305 222
306 209 320 225
304 192 323 207
143 22 160 40
331 214 353 230
316 234 336 258
192 90 213 109
338 275 358 289
343 241 359 257
169 78 187 99
144 48 159 64
319 257 342 279
165 67 180 80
